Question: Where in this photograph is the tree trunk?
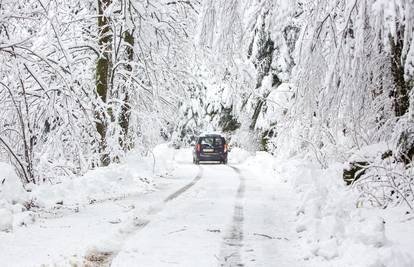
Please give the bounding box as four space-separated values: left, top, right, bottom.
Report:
119 29 134 151
95 0 112 166
389 23 409 117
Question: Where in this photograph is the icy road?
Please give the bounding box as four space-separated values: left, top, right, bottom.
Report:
0 149 302 267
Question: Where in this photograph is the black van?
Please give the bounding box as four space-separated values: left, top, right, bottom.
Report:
192 133 228 164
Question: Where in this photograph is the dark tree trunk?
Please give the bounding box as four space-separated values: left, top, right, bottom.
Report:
119 29 134 151
95 0 112 166
389 22 410 117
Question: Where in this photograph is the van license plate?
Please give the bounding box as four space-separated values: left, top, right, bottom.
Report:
203 149 214 152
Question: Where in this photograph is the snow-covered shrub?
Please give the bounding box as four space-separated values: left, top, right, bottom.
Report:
354 159 414 210
394 119 414 164
337 140 414 209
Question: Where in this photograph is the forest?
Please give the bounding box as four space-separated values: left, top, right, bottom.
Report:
1 0 414 266
1 0 413 208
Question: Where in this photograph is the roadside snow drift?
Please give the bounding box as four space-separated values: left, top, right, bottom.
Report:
237 151 414 267
0 144 178 233
274 157 414 267
0 163 29 232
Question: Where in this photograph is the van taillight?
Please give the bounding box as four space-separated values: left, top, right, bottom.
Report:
196 144 201 152
224 144 228 152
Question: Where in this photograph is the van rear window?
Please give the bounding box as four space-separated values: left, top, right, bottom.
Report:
200 137 224 147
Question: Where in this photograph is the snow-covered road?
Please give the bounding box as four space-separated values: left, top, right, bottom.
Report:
2 148 414 267
111 163 300 267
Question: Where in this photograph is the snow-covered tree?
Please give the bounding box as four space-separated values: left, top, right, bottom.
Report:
0 0 199 183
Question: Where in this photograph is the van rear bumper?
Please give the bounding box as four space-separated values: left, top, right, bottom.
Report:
197 152 227 162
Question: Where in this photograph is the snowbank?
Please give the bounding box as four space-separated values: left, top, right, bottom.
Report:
0 163 28 204
151 143 176 175
278 158 414 267
228 147 253 164
0 163 29 232
0 208 13 232
347 142 391 162
30 161 154 209
31 144 178 208
241 152 414 267
239 151 277 177
0 144 178 232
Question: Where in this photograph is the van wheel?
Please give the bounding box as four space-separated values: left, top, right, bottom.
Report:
223 159 228 165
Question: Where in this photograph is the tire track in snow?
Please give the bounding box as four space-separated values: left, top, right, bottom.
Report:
164 166 203 202
219 165 246 267
83 166 204 267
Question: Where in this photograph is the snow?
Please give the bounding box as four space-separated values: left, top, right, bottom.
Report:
1 0 413 266
30 159 154 209
228 147 253 164
1 148 414 266
110 149 302 267
0 208 13 232
255 82 293 130
151 143 176 175
0 145 198 266
199 131 225 137
233 151 414 266
0 144 178 234
111 166 238 267
0 163 29 232
273 157 414 267
347 142 391 162
0 163 28 205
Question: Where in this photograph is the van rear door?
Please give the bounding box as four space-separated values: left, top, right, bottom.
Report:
200 136 224 154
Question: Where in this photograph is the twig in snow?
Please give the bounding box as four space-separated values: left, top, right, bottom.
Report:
253 233 275 239
168 228 187 234
253 233 290 241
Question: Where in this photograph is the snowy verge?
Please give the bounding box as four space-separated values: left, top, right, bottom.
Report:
228 147 254 164
0 144 177 233
240 152 414 267
0 163 30 232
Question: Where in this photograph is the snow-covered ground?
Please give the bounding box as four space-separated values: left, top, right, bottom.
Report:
0 145 413 266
